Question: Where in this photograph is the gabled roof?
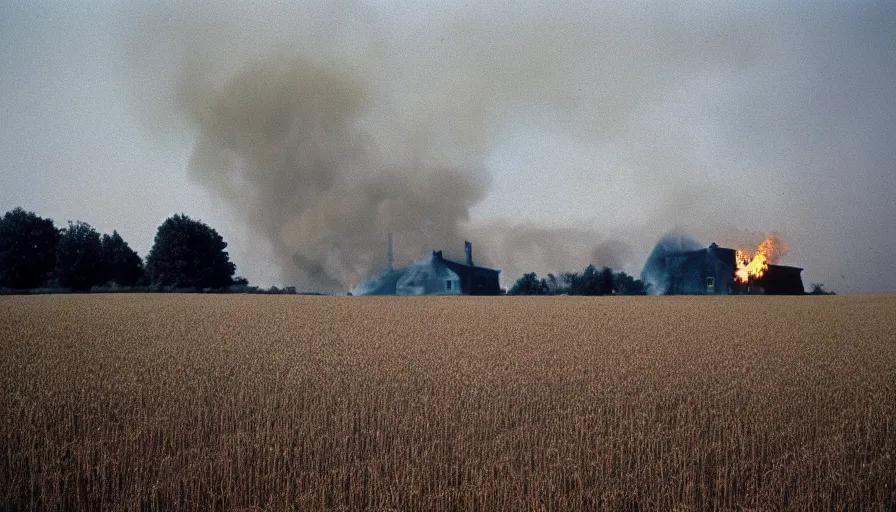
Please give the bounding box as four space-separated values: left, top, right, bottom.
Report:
432 250 500 273
670 244 803 272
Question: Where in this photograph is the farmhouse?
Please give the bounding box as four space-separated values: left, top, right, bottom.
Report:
358 241 501 296
427 243 502 295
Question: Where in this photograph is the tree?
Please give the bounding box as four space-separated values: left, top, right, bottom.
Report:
613 271 646 295
0 207 60 289
570 264 603 295
598 267 615 295
146 214 237 290
561 271 582 295
101 231 144 287
546 273 561 294
560 265 617 295
56 221 104 291
515 265 646 296
809 283 835 295
508 273 549 295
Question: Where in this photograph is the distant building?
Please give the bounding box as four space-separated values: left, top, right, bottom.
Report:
355 241 501 296
429 242 501 295
664 243 804 295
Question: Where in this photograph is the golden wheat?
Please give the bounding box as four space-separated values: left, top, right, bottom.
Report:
1 294 894 510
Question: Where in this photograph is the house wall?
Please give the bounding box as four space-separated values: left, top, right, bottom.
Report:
707 246 736 295
441 261 501 295
758 265 804 294
666 247 735 295
396 261 461 296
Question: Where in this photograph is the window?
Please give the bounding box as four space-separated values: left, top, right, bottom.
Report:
707 277 715 291
446 280 452 290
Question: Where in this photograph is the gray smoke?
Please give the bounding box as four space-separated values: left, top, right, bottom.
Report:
154 2 730 292
178 55 488 291
466 222 635 283
121 2 892 292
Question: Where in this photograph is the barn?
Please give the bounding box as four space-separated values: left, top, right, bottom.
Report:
664 243 804 295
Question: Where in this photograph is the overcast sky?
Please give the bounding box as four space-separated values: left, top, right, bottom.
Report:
1 1 894 293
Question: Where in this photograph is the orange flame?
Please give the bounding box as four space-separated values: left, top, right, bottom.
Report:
735 249 768 283
734 235 782 284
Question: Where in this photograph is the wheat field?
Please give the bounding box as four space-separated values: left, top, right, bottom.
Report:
1 294 894 510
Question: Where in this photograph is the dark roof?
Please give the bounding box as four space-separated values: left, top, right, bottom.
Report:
432 250 501 295
684 244 803 272
431 251 500 274
768 263 804 271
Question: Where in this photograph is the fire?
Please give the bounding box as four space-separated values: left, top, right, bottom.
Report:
734 235 782 284
735 249 768 283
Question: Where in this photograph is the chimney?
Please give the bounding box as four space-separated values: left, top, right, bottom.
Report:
465 241 473 266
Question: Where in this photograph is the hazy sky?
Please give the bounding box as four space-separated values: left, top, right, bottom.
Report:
2 1 894 293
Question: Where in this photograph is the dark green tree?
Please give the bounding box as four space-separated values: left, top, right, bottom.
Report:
56 221 105 291
598 267 615 295
613 271 646 295
517 265 646 296
561 265 614 295
545 273 561 295
561 270 583 295
146 214 237 290
101 231 144 287
576 264 602 295
0 207 60 289
508 272 549 295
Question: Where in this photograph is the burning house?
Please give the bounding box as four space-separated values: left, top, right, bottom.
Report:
354 241 501 296
658 241 804 295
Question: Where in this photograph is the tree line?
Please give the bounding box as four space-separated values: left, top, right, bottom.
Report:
0 208 245 292
3 206 651 296
508 265 646 296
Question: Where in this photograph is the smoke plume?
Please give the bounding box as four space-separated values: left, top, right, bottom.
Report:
155 2 729 291
466 221 635 281
125 2 834 291
760 233 791 265
178 55 489 291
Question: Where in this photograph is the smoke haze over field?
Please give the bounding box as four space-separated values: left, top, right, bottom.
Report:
179 54 489 289
1 2 894 293
154 2 753 291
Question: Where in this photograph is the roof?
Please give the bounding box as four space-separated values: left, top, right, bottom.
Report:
431 250 500 274
767 263 804 272
679 244 803 272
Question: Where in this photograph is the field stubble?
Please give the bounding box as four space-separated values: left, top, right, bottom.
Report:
1 294 894 510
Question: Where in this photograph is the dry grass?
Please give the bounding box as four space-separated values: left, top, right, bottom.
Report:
1 294 894 510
